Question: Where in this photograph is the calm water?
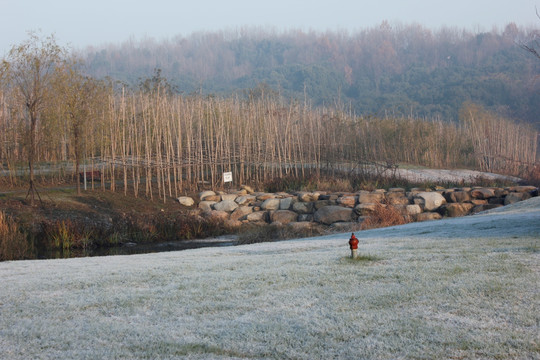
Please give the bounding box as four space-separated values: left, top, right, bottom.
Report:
35 236 239 260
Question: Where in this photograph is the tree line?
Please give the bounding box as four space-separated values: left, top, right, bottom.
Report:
81 22 540 126
0 33 538 204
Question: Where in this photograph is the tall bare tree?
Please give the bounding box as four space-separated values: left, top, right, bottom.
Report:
1 32 66 205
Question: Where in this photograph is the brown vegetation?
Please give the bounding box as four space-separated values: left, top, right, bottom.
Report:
360 202 410 230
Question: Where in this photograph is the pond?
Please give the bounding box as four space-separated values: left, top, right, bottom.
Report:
35 235 239 260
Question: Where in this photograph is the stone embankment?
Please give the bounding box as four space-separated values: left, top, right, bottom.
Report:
178 185 539 229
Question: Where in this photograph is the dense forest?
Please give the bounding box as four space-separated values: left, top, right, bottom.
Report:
82 22 540 125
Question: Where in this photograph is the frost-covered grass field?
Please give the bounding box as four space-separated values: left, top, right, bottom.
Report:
1 198 539 359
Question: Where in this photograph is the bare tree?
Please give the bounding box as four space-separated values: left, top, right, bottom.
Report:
1 32 66 205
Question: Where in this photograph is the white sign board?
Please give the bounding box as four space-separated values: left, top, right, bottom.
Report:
223 172 233 183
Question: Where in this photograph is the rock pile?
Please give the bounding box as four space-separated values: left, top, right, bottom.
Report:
178 185 538 228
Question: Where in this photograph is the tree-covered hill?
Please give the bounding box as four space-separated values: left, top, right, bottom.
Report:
82 22 540 125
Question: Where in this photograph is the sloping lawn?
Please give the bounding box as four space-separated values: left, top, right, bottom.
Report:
1 198 539 359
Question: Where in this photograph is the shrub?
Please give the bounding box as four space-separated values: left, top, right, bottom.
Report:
0 211 32 261
361 202 409 230
41 220 92 250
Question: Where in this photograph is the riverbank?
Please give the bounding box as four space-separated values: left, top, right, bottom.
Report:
1 196 539 359
0 167 535 260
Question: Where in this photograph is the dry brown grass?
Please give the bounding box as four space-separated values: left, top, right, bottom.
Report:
361 202 410 230
0 211 31 261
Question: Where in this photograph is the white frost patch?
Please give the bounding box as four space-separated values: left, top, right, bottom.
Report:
0 198 539 359
395 167 521 183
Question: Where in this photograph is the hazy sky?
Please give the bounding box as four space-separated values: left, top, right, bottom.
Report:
1 0 540 55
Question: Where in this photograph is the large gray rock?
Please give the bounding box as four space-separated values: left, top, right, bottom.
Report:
279 197 294 210
198 201 217 212
261 198 280 210
504 192 531 205
235 195 256 206
314 206 354 225
177 196 195 207
230 206 253 221
405 204 422 215
213 200 239 213
270 210 298 225
354 203 378 216
246 211 266 222
297 214 314 222
292 201 313 214
199 190 216 201
413 192 446 211
314 200 337 210
221 193 238 202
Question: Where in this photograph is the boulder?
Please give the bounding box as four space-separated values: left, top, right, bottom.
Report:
279 197 294 210
413 192 446 211
235 195 256 206
213 200 239 213
292 201 313 214
405 204 423 216
203 195 221 202
488 197 505 205
241 185 255 194
472 204 504 214
256 193 276 201
221 194 238 202
231 189 248 196
470 188 496 199
504 192 531 205
358 192 385 204
507 186 537 193
177 196 195 207
230 206 253 221
416 212 442 222
314 199 337 210
314 206 354 225
386 192 410 205
245 211 266 223
297 192 319 202
270 210 298 225
441 203 474 217
354 203 378 216
493 188 508 198
330 222 357 232
261 198 281 210
199 190 217 201
318 194 338 201
337 195 357 208
297 214 314 222
445 190 471 203
198 201 217 212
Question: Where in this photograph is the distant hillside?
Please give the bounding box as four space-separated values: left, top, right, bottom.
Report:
81 23 540 125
